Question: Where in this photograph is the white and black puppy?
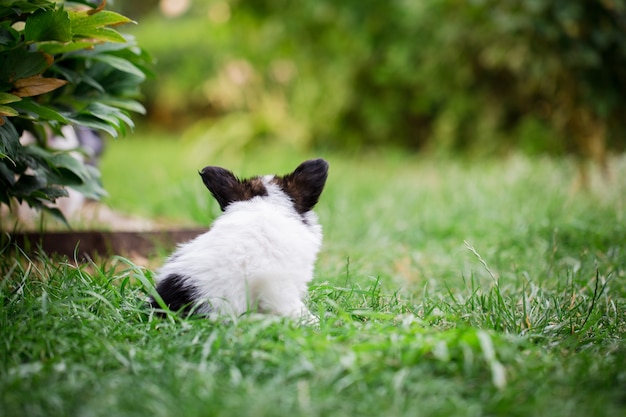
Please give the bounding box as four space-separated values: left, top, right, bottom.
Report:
151 159 329 322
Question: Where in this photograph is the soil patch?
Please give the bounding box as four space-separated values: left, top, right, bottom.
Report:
3 202 206 261
8 228 206 260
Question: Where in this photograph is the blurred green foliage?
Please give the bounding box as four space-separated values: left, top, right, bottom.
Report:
125 0 626 157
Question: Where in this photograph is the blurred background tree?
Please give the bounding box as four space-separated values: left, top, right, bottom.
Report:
118 0 626 161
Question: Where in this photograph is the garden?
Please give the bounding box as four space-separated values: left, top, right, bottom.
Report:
1 1 625 416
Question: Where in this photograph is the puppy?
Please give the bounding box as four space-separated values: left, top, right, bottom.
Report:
151 159 329 322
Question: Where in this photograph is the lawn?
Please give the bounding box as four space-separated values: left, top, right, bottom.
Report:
1 135 625 417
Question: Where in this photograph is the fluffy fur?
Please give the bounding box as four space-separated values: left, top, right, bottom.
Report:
151 159 329 322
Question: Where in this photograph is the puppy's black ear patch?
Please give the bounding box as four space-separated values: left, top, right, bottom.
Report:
275 159 329 214
200 167 241 211
199 166 268 211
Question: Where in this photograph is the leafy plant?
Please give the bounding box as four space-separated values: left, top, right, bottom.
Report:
0 0 150 225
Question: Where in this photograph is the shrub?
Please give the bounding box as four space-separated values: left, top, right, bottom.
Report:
0 0 150 225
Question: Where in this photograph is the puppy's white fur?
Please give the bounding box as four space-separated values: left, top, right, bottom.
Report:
153 161 328 322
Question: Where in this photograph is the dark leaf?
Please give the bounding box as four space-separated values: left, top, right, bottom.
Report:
12 173 47 197
100 97 146 115
0 160 17 185
89 54 146 80
0 21 19 48
67 115 118 137
0 49 52 83
0 120 20 158
0 189 9 206
49 152 90 181
24 7 72 43
84 102 134 130
11 99 70 124
40 204 69 227
0 1 55 20
68 164 107 199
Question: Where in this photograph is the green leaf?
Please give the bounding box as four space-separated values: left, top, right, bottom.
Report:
49 152 90 183
100 97 146 115
84 102 134 129
24 7 72 43
12 173 47 197
0 118 20 157
68 164 107 200
0 159 18 184
50 65 102 91
69 9 135 43
11 99 69 124
0 49 52 83
26 147 107 200
36 40 95 55
72 9 135 29
0 92 20 104
67 115 118 137
0 21 20 48
32 186 70 201
89 54 146 80
77 26 127 43
0 115 18 136
0 104 18 117
0 1 55 20
78 72 106 93
47 166 84 187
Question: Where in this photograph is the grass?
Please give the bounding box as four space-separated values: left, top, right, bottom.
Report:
2 135 625 416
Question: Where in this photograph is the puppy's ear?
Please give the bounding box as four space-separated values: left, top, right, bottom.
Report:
199 166 269 211
276 159 329 214
199 167 240 211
